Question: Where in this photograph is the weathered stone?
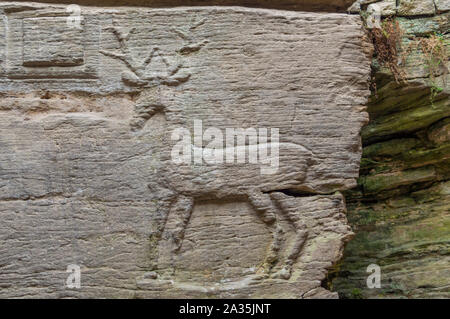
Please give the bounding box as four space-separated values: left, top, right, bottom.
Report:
397 13 450 36
350 0 398 16
0 2 371 298
398 37 450 80
362 97 450 144
397 0 436 16
22 17 85 67
374 13 450 83
435 0 450 12
360 166 437 194
402 143 450 169
367 81 434 117
332 0 450 300
135 193 353 298
367 0 397 16
348 1 362 13
347 0 382 13
428 118 450 144
331 188 450 298
362 138 422 158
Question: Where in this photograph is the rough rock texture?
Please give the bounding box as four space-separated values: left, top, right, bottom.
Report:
349 0 450 16
397 0 436 16
331 1 449 299
436 0 450 12
0 2 371 298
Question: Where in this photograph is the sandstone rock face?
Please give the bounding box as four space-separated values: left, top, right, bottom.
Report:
0 2 371 298
397 0 436 16
332 1 449 299
435 0 450 12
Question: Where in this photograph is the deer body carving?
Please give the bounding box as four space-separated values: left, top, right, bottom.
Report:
101 21 315 280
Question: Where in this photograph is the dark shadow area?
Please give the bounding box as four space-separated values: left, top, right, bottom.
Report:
12 0 354 13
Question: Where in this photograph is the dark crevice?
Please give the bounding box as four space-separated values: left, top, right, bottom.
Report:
14 0 354 13
396 13 442 19
266 188 332 197
363 130 430 147
321 273 332 290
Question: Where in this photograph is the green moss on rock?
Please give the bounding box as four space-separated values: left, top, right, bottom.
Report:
333 5 450 299
362 97 450 144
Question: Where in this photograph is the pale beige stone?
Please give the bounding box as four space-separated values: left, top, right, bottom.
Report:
398 0 436 16
435 0 450 12
374 0 397 16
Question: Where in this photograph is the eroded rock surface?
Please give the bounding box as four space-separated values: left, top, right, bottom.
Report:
331 1 449 299
0 2 371 298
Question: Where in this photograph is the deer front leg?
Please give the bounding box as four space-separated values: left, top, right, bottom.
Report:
145 180 176 272
270 193 309 280
157 194 194 277
246 189 283 276
167 195 195 253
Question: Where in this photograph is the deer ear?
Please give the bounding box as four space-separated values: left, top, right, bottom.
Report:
122 71 146 86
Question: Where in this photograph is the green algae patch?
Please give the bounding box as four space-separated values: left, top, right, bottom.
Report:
363 138 422 159
368 84 432 117
402 143 450 168
361 166 437 194
362 97 450 144
333 6 450 300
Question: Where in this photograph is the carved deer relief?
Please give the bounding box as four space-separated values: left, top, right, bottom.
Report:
100 19 313 281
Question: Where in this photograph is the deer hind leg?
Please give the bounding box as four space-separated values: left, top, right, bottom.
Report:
270 193 309 280
270 229 308 280
246 189 284 276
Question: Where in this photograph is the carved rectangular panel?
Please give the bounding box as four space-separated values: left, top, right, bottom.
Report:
4 8 99 79
22 17 84 67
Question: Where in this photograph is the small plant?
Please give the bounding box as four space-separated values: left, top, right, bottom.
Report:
418 33 448 81
430 84 444 106
350 288 363 299
419 33 448 105
403 33 448 105
370 18 406 83
369 16 448 104
419 33 448 77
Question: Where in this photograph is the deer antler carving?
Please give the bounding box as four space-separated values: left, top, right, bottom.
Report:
173 17 209 55
100 18 207 87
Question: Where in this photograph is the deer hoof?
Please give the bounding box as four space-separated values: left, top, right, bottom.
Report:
143 271 158 280
271 267 291 280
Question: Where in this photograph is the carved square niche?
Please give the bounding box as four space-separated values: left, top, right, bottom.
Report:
6 11 99 79
22 17 84 67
